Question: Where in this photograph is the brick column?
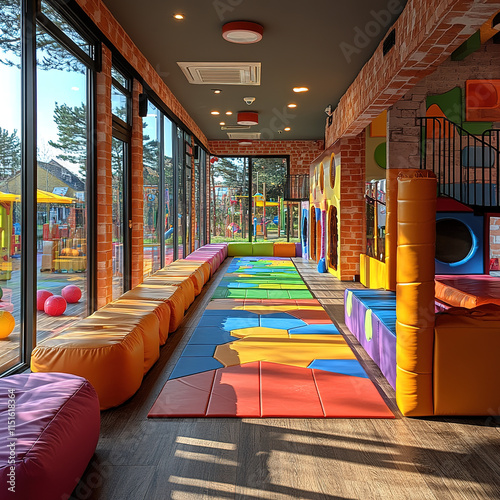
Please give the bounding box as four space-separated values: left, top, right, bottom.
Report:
130 80 144 287
339 134 365 281
96 45 113 307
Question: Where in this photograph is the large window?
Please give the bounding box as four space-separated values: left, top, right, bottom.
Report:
210 156 292 243
164 117 174 264
0 0 98 375
111 65 131 299
143 101 161 277
35 2 95 343
0 0 22 372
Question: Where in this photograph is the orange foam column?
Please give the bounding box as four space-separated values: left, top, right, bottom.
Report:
396 170 436 416
385 169 416 292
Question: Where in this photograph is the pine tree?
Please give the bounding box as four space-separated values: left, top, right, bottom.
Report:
0 127 21 179
48 103 87 177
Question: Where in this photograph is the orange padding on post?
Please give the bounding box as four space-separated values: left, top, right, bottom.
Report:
396 170 436 416
385 169 416 292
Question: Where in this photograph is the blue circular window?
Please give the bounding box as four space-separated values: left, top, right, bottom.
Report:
435 218 477 266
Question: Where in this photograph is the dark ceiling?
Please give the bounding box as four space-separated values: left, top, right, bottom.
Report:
102 0 407 141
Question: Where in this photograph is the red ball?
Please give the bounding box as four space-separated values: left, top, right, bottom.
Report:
44 295 67 316
37 290 53 311
61 285 82 304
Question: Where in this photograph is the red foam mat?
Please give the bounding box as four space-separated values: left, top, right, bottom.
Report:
149 362 394 418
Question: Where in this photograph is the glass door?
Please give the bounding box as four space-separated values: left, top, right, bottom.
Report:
210 157 249 242
111 137 126 299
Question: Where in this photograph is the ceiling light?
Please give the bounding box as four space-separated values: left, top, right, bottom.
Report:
238 140 253 146
222 21 263 44
219 122 226 126
293 87 309 93
173 13 184 20
237 111 259 126
287 103 297 108
212 89 222 94
211 111 220 115
284 127 291 131
225 111 233 115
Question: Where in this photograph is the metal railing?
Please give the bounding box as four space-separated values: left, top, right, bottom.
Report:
284 174 309 201
418 116 500 209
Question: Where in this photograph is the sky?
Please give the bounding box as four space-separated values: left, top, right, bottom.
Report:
0 52 87 177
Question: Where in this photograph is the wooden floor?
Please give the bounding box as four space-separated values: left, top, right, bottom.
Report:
71 258 500 500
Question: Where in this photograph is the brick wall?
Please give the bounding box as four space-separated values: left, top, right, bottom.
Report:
75 0 208 149
96 45 113 307
339 136 365 280
209 140 325 175
325 0 500 148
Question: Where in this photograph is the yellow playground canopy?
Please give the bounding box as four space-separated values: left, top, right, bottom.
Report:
0 190 75 204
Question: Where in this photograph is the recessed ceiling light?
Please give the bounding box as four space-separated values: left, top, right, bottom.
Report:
222 21 263 44
219 122 226 126
213 89 222 94
284 127 291 131
293 87 309 93
211 111 220 115
287 103 297 108
173 13 184 20
225 111 233 115
239 140 253 146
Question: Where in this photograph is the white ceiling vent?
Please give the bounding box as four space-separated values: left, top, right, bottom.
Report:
221 125 251 130
227 132 261 140
177 62 261 85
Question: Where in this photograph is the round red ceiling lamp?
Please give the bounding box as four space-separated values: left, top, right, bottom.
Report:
237 111 259 126
222 22 263 44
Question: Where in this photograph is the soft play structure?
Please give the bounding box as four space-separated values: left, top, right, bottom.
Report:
309 153 341 278
345 169 500 416
435 198 484 274
301 201 309 260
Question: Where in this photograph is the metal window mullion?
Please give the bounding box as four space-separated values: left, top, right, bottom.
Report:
158 108 165 268
22 0 38 360
86 66 97 314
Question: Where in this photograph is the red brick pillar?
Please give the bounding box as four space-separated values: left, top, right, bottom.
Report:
130 80 144 287
339 134 365 281
96 45 113 308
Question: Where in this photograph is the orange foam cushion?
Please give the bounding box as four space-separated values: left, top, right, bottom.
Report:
110 298 171 345
120 285 186 332
273 242 296 257
434 304 500 415
31 326 144 410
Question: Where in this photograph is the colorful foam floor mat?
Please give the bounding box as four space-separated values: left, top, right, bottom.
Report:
149 257 393 418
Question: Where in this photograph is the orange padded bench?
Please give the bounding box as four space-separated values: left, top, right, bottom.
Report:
31 243 228 409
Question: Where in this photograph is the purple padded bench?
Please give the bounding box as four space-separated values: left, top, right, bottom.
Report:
344 289 397 389
0 373 100 500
